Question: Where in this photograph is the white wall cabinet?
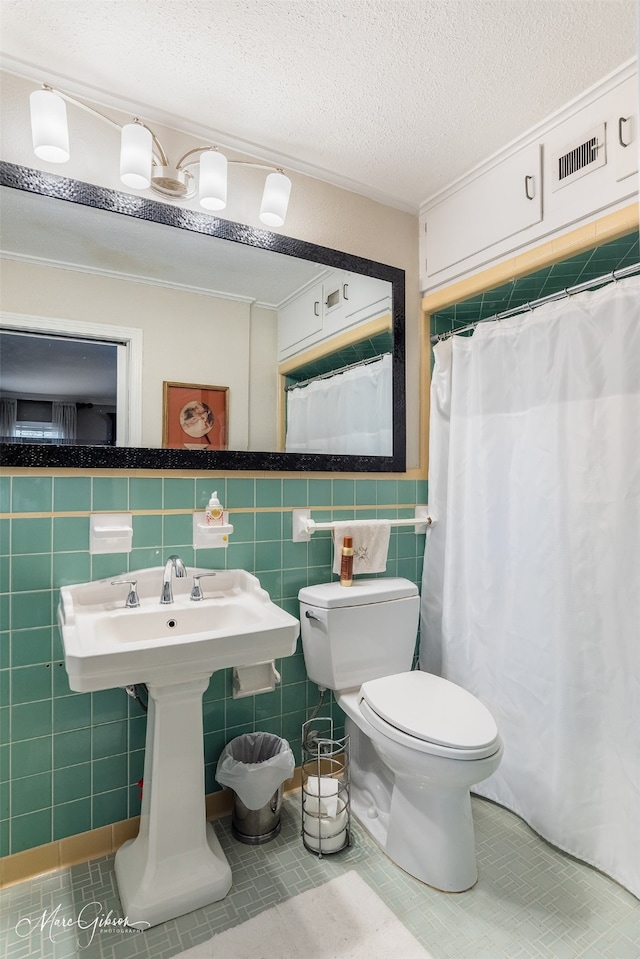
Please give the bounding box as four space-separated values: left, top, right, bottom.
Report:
422 142 542 278
419 63 639 292
613 79 638 183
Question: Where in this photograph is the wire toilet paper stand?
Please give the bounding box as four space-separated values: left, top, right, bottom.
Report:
301 717 350 857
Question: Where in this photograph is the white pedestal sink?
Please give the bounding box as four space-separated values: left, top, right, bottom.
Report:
58 567 300 928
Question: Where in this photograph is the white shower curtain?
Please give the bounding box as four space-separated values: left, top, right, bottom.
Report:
285 353 392 455
421 275 640 898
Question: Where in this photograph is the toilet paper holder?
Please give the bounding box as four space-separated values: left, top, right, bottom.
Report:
301 717 350 857
232 662 281 699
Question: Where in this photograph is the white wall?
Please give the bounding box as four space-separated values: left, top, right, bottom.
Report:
248 304 279 451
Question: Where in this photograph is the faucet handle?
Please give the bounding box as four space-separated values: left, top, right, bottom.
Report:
190 573 217 601
111 579 140 608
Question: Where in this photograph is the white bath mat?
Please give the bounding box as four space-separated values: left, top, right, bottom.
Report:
178 871 433 959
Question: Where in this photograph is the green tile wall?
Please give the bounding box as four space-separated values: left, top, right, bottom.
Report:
0 473 427 856
431 232 639 336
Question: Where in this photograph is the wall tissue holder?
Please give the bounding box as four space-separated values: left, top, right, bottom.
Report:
192 511 234 549
232 662 281 698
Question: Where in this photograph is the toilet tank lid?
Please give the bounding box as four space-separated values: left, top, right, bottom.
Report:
298 578 418 608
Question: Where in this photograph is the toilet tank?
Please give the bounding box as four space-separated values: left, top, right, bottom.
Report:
298 578 420 690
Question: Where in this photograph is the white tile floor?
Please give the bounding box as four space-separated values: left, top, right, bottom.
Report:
1 795 638 959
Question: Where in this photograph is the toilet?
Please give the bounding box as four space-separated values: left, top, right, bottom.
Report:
299 578 503 892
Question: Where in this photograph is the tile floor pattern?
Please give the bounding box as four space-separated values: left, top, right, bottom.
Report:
1 796 638 959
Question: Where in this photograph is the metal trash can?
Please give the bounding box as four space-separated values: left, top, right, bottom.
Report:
231 784 284 845
215 732 295 845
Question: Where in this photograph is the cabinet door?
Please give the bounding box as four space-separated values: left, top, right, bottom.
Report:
342 273 392 322
424 141 542 277
614 78 639 183
277 283 323 356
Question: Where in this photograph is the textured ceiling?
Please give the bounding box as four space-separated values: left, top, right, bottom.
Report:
0 0 637 212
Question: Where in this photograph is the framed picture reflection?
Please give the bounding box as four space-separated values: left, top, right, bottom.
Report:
162 381 229 450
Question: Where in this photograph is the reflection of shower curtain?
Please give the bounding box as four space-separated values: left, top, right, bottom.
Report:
421 276 640 897
285 353 392 455
52 402 77 443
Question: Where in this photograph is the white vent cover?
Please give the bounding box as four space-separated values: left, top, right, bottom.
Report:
552 123 606 191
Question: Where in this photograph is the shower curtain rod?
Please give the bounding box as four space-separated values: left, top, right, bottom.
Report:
285 351 390 391
430 261 640 344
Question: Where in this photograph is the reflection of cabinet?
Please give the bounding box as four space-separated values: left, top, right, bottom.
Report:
277 284 323 355
278 270 392 361
420 64 638 292
342 273 392 323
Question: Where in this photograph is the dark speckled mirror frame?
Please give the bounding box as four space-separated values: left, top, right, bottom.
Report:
0 162 406 473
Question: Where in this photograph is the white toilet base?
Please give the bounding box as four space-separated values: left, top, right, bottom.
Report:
385 778 478 891
344 709 501 892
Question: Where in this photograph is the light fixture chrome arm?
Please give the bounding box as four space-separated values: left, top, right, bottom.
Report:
136 120 169 168
175 146 284 176
40 83 122 132
228 161 287 174
175 145 222 171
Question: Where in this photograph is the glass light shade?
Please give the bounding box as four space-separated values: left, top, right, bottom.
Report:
30 89 70 163
199 150 228 210
120 123 152 189
259 172 292 227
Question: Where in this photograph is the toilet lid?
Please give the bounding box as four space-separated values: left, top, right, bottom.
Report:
359 671 498 750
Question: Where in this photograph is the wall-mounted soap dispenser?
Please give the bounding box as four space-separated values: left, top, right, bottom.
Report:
205 491 224 526
193 493 233 549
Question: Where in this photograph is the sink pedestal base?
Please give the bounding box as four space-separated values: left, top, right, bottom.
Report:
114 675 232 928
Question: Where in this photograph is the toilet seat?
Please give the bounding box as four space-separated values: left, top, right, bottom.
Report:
359 671 500 760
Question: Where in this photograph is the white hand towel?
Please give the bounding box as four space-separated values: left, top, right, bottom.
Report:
332 520 391 575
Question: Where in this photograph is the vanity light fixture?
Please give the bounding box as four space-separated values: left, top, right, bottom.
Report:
29 85 293 226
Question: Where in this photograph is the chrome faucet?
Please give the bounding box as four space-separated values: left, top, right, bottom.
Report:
160 555 187 604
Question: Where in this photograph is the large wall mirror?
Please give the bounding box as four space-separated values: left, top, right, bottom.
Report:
0 162 406 472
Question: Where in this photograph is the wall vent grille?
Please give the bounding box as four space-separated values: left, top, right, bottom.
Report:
552 124 606 191
559 137 598 180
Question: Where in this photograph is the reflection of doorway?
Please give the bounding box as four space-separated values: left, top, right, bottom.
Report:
1 332 117 444
0 314 142 445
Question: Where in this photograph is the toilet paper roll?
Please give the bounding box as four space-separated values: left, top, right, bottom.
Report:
303 795 330 817
305 776 340 818
303 797 348 853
